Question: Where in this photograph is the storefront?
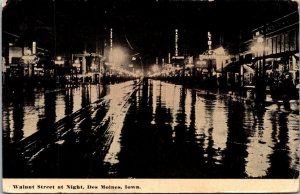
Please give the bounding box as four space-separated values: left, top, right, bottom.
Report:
251 11 299 86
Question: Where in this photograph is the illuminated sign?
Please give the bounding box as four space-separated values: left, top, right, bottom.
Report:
172 56 184 60
55 60 64 65
208 31 212 51
253 11 298 36
32 42 36 54
175 29 178 57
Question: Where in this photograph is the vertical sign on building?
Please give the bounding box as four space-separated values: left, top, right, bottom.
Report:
208 31 212 53
109 28 113 63
110 28 113 53
175 29 178 57
168 53 171 64
156 57 158 65
32 42 36 55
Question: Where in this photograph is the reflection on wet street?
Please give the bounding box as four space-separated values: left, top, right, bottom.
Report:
2 79 299 178
105 80 299 178
3 83 106 142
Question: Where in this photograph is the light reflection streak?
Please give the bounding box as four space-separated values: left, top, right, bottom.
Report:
185 90 192 128
211 103 227 153
55 95 65 122
8 109 14 141
103 82 137 172
2 84 108 142
195 96 207 147
152 81 157 119
171 85 181 132
245 111 273 177
1 79 299 178
287 114 299 173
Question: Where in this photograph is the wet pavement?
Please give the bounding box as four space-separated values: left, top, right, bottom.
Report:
3 83 106 142
2 79 299 178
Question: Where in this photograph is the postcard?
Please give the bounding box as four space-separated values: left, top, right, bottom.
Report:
2 0 299 193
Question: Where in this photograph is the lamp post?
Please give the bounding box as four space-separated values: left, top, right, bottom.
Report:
72 59 80 84
251 35 266 104
257 37 264 77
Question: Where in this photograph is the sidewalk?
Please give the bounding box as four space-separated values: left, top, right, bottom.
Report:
160 79 299 113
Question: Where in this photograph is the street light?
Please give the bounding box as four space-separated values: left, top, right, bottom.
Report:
257 37 264 43
214 46 226 55
109 47 126 65
251 36 265 77
152 64 159 73
251 34 267 103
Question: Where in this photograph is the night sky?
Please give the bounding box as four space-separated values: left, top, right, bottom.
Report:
2 0 299 65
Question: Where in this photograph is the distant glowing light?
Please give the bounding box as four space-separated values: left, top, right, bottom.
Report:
251 36 265 53
152 64 159 72
2 0 7 8
109 47 126 65
25 49 32 55
214 46 226 55
251 45 264 52
90 63 97 71
257 37 264 43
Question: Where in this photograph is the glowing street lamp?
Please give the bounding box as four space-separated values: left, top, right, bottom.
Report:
214 46 226 55
55 56 64 65
257 37 264 43
251 33 268 101
152 64 159 72
109 47 126 65
251 34 267 98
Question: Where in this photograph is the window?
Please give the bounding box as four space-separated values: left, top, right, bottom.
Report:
276 35 281 53
272 37 277 54
281 34 285 52
266 38 272 55
284 33 289 52
289 30 296 51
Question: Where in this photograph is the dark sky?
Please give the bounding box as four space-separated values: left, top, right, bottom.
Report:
2 0 299 64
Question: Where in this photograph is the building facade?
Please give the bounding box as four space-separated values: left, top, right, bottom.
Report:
247 11 299 86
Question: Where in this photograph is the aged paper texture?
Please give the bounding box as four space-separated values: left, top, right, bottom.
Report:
2 0 299 193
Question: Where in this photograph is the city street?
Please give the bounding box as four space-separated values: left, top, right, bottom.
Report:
3 79 299 178
2 0 299 187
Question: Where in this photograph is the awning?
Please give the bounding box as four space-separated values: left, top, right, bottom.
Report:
219 61 255 74
243 64 255 73
221 61 242 73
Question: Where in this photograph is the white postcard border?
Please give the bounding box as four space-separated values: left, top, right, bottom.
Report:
3 178 300 193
